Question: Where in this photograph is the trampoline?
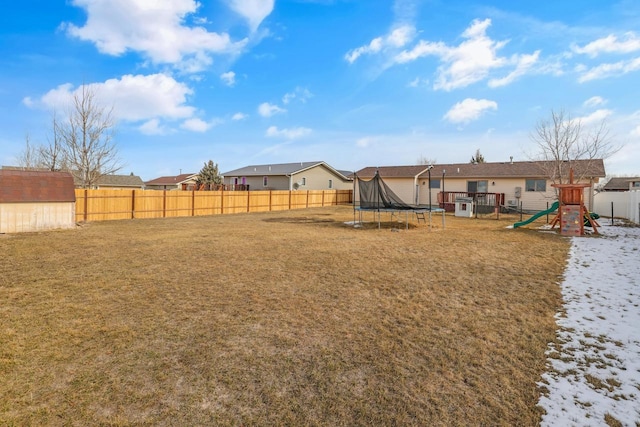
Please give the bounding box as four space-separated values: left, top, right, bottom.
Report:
354 171 445 230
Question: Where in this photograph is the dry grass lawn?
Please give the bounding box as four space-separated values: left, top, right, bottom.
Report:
0 206 569 426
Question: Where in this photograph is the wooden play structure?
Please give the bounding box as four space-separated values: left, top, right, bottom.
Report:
550 169 599 235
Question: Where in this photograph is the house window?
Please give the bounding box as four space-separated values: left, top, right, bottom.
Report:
467 180 488 193
328 179 333 189
429 178 441 189
263 176 268 187
632 181 640 188
233 177 238 185
302 177 306 186
525 179 546 192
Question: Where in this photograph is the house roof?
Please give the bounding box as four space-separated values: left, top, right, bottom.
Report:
75 173 145 188
222 161 351 180
602 177 640 191
354 165 431 178
0 170 76 203
145 173 198 186
356 159 606 180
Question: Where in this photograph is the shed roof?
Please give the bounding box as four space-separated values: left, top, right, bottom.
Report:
356 159 606 180
0 170 76 203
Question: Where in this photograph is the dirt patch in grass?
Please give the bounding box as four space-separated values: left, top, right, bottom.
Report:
0 207 568 426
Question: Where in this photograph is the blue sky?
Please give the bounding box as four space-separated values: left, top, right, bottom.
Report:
1 0 639 180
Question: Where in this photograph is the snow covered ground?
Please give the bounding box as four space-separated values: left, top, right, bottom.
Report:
538 223 640 426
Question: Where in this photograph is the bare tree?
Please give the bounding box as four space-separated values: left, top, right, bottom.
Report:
39 112 66 172
531 109 619 183
56 84 121 187
17 133 43 169
417 155 437 165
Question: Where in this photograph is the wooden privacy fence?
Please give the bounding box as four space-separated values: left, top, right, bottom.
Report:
75 189 353 222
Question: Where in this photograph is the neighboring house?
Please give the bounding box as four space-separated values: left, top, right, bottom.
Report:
222 161 352 191
355 159 606 211
0 170 76 233
600 177 640 192
145 173 198 191
74 173 145 189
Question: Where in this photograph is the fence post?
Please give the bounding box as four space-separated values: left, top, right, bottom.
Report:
289 191 292 210
247 191 250 213
306 191 309 208
163 190 167 218
131 190 135 219
322 190 325 206
83 189 88 222
221 187 224 214
546 201 549 223
611 201 614 225
192 190 195 216
269 191 272 211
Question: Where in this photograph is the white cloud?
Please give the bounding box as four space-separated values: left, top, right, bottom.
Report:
577 57 640 82
220 71 236 86
395 19 537 91
65 0 248 72
32 74 199 134
265 126 312 140
282 87 313 104
572 32 640 57
232 112 248 120
576 109 613 125
630 125 640 137
488 51 540 88
407 77 428 88
345 24 416 63
583 96 607 108
258 102 286 117
181 118 211 132
443 98 498 125
139 119 167 135
227 0 275 32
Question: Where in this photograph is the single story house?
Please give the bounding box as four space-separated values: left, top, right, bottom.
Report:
0 170 76 233
74 173 145 189
145 173 198 190
222 161 352 191
600 177 640 192
355 159 606 211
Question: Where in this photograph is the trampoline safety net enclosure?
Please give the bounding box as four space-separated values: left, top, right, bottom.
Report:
355 171 445 230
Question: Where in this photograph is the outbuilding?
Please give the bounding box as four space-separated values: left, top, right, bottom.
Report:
0 170 76 233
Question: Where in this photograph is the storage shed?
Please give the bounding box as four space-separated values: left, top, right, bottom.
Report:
0 170 76 233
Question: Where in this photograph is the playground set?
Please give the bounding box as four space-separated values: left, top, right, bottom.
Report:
513 170 599 235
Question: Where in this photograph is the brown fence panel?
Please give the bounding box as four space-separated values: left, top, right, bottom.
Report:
75 190 86 222
194 191 222 216
289 192 308 209
249 191 271 212
131 190 164 219
83 189 132 221
307 191 325 207
75 188 353 222
223 191 250 214
270 191 291 211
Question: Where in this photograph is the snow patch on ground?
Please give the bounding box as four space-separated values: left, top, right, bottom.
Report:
538 224 640 426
